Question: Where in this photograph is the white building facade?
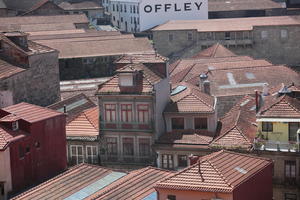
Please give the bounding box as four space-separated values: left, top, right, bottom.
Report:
106 0 208 33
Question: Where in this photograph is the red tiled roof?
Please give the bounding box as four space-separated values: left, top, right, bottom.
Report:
66 107 99 137
3 102 64 123
157 129 214 145
211 96 257 149
114 52 168 64
170 45 300 97
97 64 162 95
192 43 236 58
22 0 63 15
0 59 26 80
155 150 272 193
11 164 125 200
258 94 300 118
59 1 102 10
87 167 174 200
165 82 215 113
0 126 26 150
48 93 96 123
153 16 300 32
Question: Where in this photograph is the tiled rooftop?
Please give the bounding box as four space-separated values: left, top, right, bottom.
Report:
97 64 162 95
66 107 99 138
211 96 257 149
59 1 102 10
0 125 26 150
155 150 272 193
192 43 236 58
170 45 300 97
48 93 96 123
87 167 174 200
33 35 154 59
0 59 25 80
165 82 215 113
11 164 127 200
115 53 168 64
3 102 64 123
153 15 300 32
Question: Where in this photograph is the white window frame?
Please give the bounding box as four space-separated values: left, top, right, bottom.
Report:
12 121 19 131
70 145 84 165
86 145 98 164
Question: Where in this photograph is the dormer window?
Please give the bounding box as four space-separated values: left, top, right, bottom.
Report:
119 73 134 86
12 121 19 131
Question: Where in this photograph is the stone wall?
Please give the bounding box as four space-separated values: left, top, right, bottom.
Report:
59 56 118 80
216 95 245 117
153 24 300 66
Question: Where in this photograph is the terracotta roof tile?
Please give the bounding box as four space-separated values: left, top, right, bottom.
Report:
165 82 215 113
59 1 102 10
157 129 214 145
66 107 99 138
258 94 300 118
192 43 236 58
87 167 174 200
153 16 300 32
0 59 26 80
155 150 272 193
11 164 126 200
48 93 96 123
0 126 26 150
114 52 168 64
211 96 257 149
3 102 64 123
97 64 162 95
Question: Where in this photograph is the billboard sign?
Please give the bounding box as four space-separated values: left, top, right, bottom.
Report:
139 0 208 31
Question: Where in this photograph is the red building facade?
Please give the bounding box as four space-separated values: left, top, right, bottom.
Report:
0 103 67 199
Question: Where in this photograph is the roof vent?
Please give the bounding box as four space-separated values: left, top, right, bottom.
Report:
199 73 208 80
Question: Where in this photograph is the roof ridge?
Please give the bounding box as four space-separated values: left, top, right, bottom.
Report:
205 159 233 190
235 126 252 144
212 43 219 57
190 89 214 110
82 108 98 131
282 95 300 114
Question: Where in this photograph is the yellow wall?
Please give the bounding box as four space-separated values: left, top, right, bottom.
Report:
257 122 289 142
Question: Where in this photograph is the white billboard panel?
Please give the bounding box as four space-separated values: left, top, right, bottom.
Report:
139 0 208 31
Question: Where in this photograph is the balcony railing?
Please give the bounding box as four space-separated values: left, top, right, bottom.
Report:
100 121 153 131
254 139 300 152
200 39 253 47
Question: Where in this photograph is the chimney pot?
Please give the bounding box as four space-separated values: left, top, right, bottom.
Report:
262 83 269 96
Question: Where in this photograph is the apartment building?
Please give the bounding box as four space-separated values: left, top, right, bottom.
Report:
96 63 170 165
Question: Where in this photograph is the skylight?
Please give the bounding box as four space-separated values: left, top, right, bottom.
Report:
235 167 248 174
171 85 187 96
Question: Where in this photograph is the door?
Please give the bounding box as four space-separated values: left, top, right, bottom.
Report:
288 122 299 141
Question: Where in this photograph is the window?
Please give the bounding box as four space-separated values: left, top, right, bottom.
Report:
106 137 118 156
116 4 119 11
187 32 193 41
171 117 184 130
124 4 127 12
70 145 84 165
285 160 296 183
167 195 176 200
137 6 139 14
131 17 132 24
120 4 123 12
194 118 207 130
168 33 174 42
19 145 24 159
285 193 297 200
130 5 132 13
12 121 18 131
288 122 299 141
82 57 95 65
261 30 268 39
281 29 288 39
86 146 98 164
113 4 115 11
262 122 273 132
133 5 135 13
225 32 231 40
139 138 150 156
104 104 116 122
25 146 30 154
121 104 132 122
162 154 173 169
137 104 149 123
121 17 123 22
178 155 188 167
123 138 134 156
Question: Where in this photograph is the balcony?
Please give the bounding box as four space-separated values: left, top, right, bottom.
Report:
100 121 153 132
254 139 300 152
200 39 253 47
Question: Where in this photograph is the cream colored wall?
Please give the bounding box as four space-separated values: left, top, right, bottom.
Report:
157 188 233 200
257 122 289 142
0 148 12 200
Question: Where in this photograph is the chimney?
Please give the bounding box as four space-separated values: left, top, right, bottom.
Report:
262 83 269 96
255 90 259 113
203 80 210 95
199 73 208 93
